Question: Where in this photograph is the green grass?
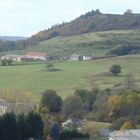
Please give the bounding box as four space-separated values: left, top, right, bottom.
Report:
0 55 140 101
84 121 111 129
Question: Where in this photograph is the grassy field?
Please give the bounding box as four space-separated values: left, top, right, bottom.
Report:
0 55 140 100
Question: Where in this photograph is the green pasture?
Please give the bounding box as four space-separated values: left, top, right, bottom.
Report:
0 55 140 100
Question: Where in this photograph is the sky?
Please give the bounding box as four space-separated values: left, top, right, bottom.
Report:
0 0 140 37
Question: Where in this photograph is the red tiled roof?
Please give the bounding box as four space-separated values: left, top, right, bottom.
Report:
26 52 47 57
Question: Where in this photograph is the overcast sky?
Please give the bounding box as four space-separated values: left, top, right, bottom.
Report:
0 0 140 37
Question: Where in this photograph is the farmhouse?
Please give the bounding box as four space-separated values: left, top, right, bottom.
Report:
109 129 140 140
82 55 92 61
1 54 26 62
26 51 48 60
70 53 80 61
70 53 92 61
1 51 48 62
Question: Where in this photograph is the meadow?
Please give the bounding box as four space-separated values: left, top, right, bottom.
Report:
0 55 140 100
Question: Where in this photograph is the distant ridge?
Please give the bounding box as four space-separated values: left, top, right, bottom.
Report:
0 36 27 41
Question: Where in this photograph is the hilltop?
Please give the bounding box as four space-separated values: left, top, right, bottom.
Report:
27 9 140 45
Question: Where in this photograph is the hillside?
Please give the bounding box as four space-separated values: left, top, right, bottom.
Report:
1 10 140 53
27 10 140 45
8 29 140 59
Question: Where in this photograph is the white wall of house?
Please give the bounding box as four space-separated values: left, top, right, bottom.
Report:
70 53 80 61
109 138 114 140
83 56 92 61
0 106 7 115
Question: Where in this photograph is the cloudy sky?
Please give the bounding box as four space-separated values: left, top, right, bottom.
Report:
0 0 139 37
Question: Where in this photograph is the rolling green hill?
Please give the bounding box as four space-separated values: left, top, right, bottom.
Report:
7 29 140 58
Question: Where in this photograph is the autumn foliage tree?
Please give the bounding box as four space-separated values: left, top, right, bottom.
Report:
108 93 140 120
121 121 135 130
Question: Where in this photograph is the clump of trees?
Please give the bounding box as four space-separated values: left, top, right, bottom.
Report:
0 112 43 140
41 89 63 113
62 88 110 122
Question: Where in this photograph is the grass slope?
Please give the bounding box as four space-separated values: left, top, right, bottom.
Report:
0 55 140 100
7 29 140 58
